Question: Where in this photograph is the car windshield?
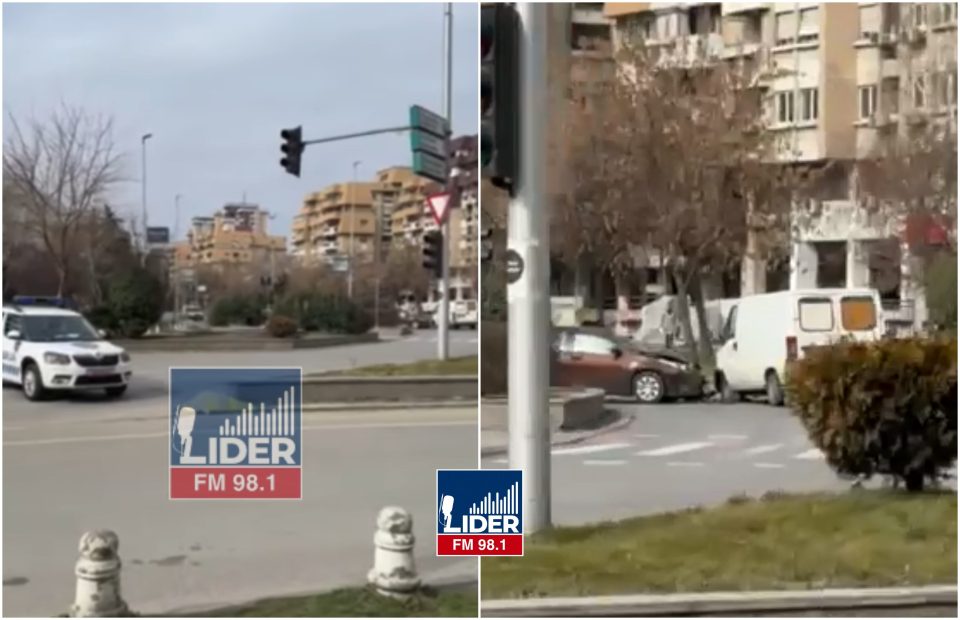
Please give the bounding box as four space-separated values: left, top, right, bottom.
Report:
22 315 100 342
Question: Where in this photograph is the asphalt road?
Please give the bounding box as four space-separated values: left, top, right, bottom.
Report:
2 407 477 617
2 329 477 423
2 330 478 616
483 401 957 526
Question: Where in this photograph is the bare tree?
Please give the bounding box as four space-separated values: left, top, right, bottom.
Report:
3 105 123 296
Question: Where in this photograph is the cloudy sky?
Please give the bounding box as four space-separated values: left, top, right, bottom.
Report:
3 1 478 242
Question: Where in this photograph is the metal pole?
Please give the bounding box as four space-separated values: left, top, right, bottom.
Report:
174 193 181 319
374 191 383 333
508 2 551 533
437 1 453 361
348 160 360 299
140 133 152 255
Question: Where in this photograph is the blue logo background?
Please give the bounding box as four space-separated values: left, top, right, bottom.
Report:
437 469 523 534
170 368 302 466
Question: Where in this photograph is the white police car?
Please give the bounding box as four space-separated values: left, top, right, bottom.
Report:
1 297 132 401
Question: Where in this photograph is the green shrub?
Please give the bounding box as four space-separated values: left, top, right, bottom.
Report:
209 295 266 327
273 292 372 335
786 337 957 491
98 269 164 338
265 315 299 338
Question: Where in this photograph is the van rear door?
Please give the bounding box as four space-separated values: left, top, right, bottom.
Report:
838 294 882 340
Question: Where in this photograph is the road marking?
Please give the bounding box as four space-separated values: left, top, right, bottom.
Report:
743 443 784 456
708 434 748 441
636 441 713 457
583 459 627 466
3 420 475 447
490 458 509 464
753 462 785 469
552 442 632 456
633 433 660 439
666 461 704 467
794 448 825 460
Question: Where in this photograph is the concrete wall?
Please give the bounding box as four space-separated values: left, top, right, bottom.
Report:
821 2 860 160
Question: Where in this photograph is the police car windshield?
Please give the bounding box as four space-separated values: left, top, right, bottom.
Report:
22 315 100 342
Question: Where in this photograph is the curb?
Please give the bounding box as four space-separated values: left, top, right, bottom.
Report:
481 585 958 617
480 411 635 458
116 333 379 352
303 400 477 412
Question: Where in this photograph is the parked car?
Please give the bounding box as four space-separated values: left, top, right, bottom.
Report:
715 288 885 406
552 330 703 403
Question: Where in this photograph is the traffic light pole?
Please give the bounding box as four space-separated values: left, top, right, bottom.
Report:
508 2 551 533
437 1 453 361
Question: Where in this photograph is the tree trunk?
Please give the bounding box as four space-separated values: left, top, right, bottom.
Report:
904 470 925 492
671 265 699 366
689 268 717 389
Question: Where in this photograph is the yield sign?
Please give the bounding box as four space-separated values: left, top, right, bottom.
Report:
427 192 452 226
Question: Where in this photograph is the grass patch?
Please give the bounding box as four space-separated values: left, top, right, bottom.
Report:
323 356 476 377
198 585 477 617
482 491 957 599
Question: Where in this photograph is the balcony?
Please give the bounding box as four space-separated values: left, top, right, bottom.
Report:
722 3 769 16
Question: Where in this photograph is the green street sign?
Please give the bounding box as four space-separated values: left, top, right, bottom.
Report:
412 151 448 184
409 105 449 137
410 129 447 159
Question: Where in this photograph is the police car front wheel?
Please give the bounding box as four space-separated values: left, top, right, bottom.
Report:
22 363 48 401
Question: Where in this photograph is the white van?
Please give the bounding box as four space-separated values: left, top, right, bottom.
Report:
715 288 884 405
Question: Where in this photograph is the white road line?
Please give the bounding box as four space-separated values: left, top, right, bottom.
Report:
708 434 748 441
743 443 784 456
3 420 474 447
667 461 704 467
583 459 628 466
552 442 632 456
637 441 713 457
633 433 660 439
794 448 825 460
491 458 509 464
753 462 786 469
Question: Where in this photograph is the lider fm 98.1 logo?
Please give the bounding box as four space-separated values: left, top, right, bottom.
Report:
436 469 523 556
169 367 302 500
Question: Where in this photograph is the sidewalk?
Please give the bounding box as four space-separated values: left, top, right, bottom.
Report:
481 408 634 457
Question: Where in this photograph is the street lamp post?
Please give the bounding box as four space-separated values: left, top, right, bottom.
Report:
173 193 182 319
140 133 153 256
348 160 361 299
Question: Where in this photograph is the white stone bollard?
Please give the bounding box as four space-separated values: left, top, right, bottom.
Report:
367 506 421 599
69 530 129 618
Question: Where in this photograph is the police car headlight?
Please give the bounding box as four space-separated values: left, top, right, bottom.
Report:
120 352 131 363
44 352 71 365
659 359 690 372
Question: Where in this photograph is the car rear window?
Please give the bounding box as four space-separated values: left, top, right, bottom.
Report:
840 296 877 331
798 298 834 332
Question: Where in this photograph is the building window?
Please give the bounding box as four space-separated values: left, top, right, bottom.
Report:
859 85 877 119
914 4 927 27
914 74 927 108
882 77 900 114
933 72 956 108
798 7 820 43
800 88 819 121
942 3 957 24
776 91 795 123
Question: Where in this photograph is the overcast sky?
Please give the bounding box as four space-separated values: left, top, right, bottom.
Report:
3 2 478 243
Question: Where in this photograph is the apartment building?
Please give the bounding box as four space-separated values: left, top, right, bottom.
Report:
581 2 955 331
173 203 286 270
290 181 380 265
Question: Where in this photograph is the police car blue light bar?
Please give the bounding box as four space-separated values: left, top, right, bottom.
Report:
11 296 73 308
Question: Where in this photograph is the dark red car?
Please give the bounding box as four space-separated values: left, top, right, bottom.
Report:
552 330 703 403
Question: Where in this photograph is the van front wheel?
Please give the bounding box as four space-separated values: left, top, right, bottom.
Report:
766 371 785 407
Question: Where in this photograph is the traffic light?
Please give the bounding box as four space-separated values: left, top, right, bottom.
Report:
481 3 520 192
280 126 304 177
422 231 443 278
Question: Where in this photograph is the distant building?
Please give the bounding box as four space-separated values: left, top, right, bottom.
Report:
173 203 286 269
